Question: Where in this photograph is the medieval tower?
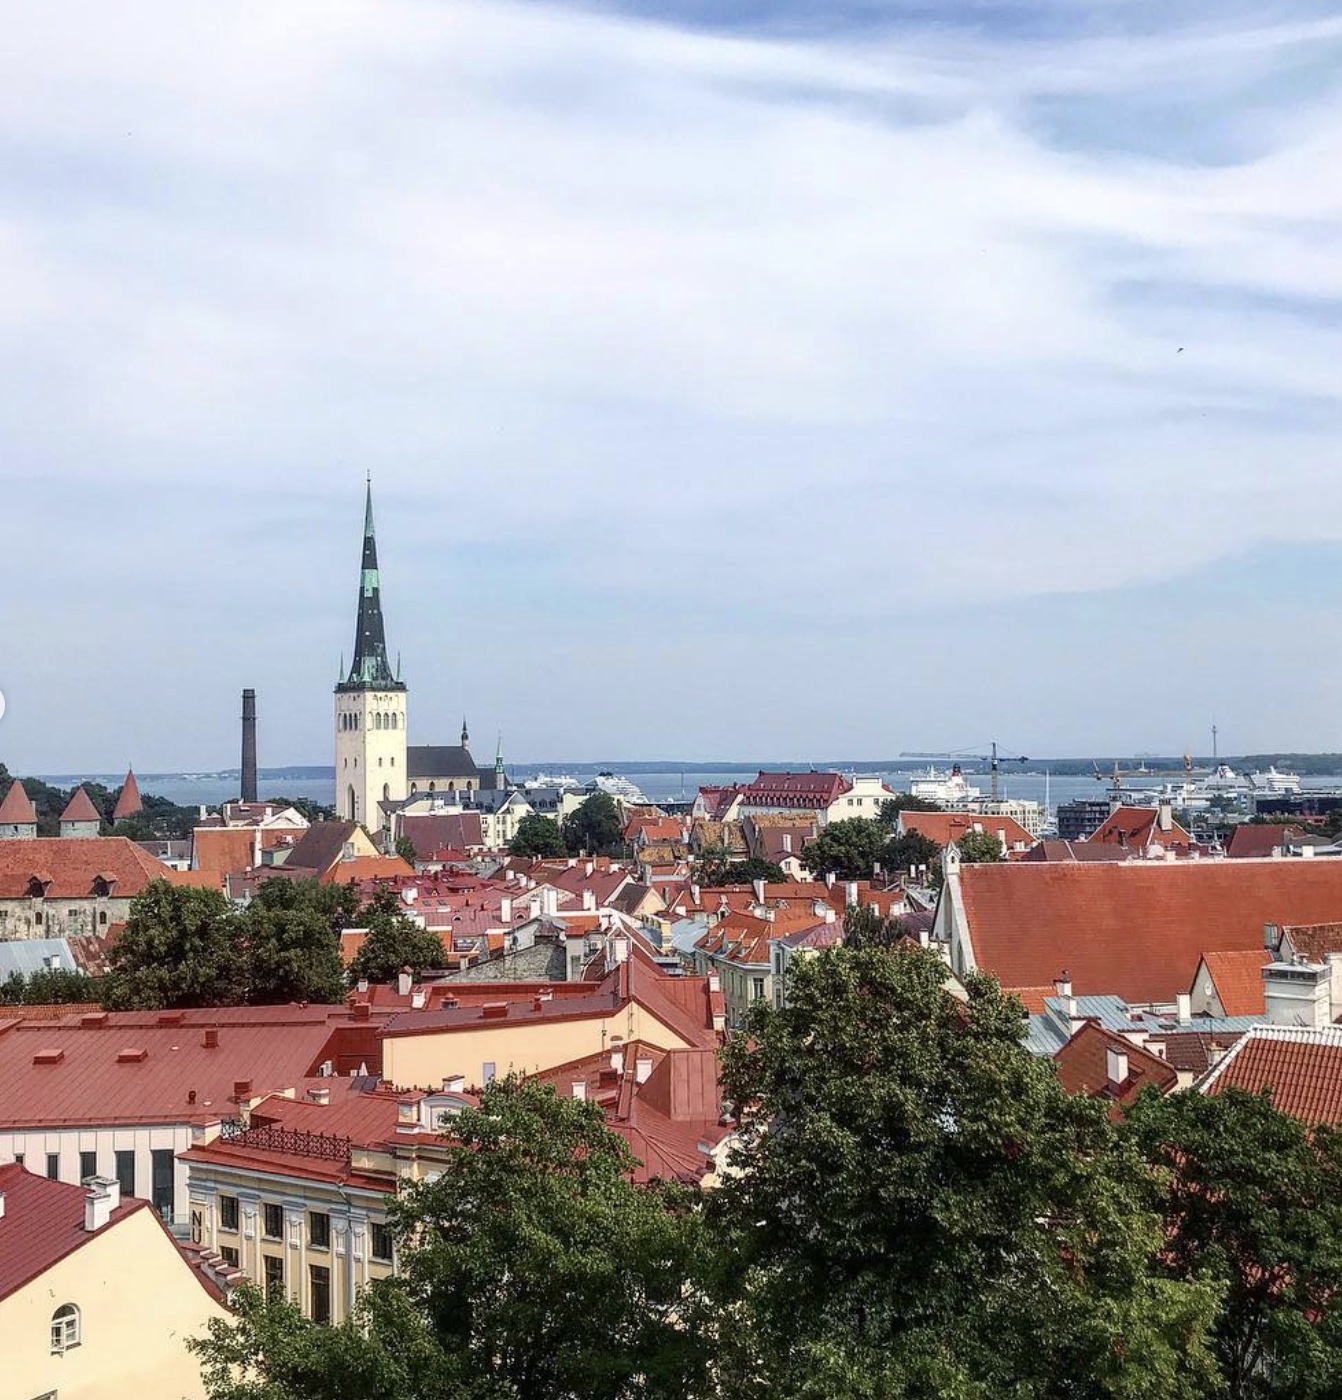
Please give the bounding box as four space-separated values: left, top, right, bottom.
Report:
334 481 407 831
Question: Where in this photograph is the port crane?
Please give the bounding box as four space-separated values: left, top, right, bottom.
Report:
900 742 1030 801
1092 756 1195 802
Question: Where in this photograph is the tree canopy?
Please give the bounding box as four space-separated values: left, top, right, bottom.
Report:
509 813 566 859
348 889 446 984
561 791 626 857
956 828 1005 864
802 817 887 880
699 856 786 888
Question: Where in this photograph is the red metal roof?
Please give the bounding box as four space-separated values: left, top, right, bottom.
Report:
1202 1026 1342 1125
0 1161 144 1301
958 859 1342 1005
901 810 1034 850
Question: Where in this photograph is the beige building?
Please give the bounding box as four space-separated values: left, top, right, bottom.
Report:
0 1162 226 1400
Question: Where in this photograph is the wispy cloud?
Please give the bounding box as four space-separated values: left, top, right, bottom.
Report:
1 0 1340 763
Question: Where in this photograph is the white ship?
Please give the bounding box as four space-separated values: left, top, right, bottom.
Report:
592 771 651 804
1250 765 1302 795
1196 764 1252 796
908 764 982 807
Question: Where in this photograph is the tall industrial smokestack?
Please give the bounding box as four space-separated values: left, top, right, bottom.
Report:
241 689 258 804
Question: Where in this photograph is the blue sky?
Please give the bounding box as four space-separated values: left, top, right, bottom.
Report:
2 0 1341 770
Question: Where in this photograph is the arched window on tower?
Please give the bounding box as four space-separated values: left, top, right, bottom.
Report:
347 785 357 820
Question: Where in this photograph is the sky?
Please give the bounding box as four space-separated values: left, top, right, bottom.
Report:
2 0 1342 770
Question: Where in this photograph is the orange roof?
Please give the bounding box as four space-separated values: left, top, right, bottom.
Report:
340 930 369 966
320 855 415 885
900 810 1033 850
0 838 173 899
1282 923 1342 961
112 769 143 821
0 781 37 825
1089 806 1190 851
1198 949 1268 1017
1053 1022 1177 1117
957 859 1342 1006
1202 1026 1342 1125
59 787 101 824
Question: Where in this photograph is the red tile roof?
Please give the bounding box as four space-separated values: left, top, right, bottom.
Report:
1198 949 1268 1017
112 769 143 821
1053 1022 1177 1117
0 1007 381 1128
321 854 415 885
957 859 1342 1005
59 787 102 824
0 837 174 899
1282 922 1342 961
1202 1026 1342 1125
0 1161 145 1300
1088 806 1190 851
0 781 37 825
1225 824 1305 859
900 810 1034 850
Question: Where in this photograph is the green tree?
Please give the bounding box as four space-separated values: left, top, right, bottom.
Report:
1127 1086 1342 1399
394 834 418 866
264 795 338 824
0 967 102 1005
103 879 349 1009
699 857 786 888
509 814 567 859
349 889 446 984
840 903 912 950
957 828 1005 864
881 828 941 880
561 791 626 856
192 1078 712 1400
714 944 1220 1399
877 794 942 826
802 817 885 880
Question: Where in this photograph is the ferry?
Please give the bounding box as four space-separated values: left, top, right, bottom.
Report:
908 764 982 807
1249 765 1302 795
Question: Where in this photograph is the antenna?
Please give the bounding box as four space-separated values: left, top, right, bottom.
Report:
1212 723 1219 765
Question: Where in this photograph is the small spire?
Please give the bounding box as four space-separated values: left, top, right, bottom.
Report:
496 731 504 763
461 716 470 748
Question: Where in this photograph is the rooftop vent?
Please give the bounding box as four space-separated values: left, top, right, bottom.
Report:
202 1028 219 1049
116 1047 148 1064
33 1048 64 1065
156 1011 186 1026
482 1002 508 1020
80 1011 108 1028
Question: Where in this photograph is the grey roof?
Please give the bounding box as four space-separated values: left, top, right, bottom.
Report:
407 745 486 782
0 939 78 979
1023 992 1260 1057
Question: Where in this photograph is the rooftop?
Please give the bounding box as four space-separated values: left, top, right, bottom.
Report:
1201 1024 1342 1125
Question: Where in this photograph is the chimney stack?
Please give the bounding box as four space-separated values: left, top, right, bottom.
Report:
84 1177 119 1232
241 689 258 805
1105 1045 1129 1092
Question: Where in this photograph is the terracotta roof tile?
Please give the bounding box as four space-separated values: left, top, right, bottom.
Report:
59 786 101 824
0 781 37 825
112 769 143 821
1053 1021 1178 1116
1202 1025 1342 1125
1226 825 1305 859
958 860 1342 1005
1282 922 1342 961
1089 806 1190 851
901 810 1034 850
0 838 173 899
1199 949 1269 1017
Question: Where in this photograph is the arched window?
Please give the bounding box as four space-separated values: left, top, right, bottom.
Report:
428 783 435 794
98 910 107 926
383 783 390 802
347 786 357 821
374 713 381 731
410 784 417 794
391 713 399 730
51 1303 80 1354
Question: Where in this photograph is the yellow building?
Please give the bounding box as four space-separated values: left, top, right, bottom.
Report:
0 1162 227 1400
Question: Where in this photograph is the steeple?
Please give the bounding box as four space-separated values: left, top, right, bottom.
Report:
339 479 404 692
461 716 470 748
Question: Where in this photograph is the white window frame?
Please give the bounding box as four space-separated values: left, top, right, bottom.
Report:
51 1302 81 1354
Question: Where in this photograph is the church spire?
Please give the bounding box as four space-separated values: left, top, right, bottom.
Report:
340 479 403 691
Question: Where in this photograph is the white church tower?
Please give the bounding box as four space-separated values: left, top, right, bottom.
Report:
334 481 407 832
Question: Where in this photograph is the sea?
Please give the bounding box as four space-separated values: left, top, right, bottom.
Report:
37 765 1342 817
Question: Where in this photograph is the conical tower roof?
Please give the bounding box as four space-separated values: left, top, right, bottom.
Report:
338 479 403 692
60 786 101 824
112 768 143 821
0 780 37 824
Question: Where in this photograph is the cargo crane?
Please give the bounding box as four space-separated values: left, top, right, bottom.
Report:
1091 755 1195 802
900 742 1029 802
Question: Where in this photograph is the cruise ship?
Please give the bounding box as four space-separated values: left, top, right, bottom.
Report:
908 764 982 807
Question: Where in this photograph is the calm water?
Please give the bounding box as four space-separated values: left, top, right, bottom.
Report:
42 766 1342 815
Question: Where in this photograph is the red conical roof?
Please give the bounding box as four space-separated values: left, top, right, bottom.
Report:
0 780 37 825
112 768 142 821
59 786 101 824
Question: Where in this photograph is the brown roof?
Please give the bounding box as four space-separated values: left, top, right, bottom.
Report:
286 821 362 875
1020 840 1132 863
59 786 102 824
0 838 174 899
1198 949 1268 1017
958 859 1342 1005
112 769 143 821
0 781 37 825
1282 922 1342 961
1053 1022 1177 1116
1202 1026 1342 1125
1225 824 1305 859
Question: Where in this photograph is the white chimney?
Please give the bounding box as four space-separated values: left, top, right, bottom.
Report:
357 976 369 994
825 871 835 888
397 967 413 997
445 1073 465 1093
752 878 766 904
845 881 859 907
824 907 836 924
571 1081 587 1101
690 883 701 904
1106 1045 1128 1090
1175 992 1191 1024
307 1085 331 1105
611 1048 625 1074
613 936 630 963
411 988 427 1010
1158 802 1173 833
84 1181 117 1232
582 888 597 911
0 1189 5 1219
635 1057 654 1084
782 833 792 853
500 895 512 922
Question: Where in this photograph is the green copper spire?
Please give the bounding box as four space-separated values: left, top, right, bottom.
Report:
338 479 404 692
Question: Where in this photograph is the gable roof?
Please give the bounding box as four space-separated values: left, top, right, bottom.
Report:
1281 922 1342 962
0 1161 145 1301
1197 949 1268 1017
1053 1021 1178 1114
1201 1025 1342 1125
1226 824 1306 859
738 771 851 809
901 810 1034 850
0 781 37 825
59 786 102 824
112 769 143 821
1089 805 1190 851
0 838 174 900
407 746 484 781
285 821 363 875
957 859 1342 1006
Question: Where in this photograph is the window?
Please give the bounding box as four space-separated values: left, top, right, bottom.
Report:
309 1264 331 1324
50 1303 80 1354
370 1222 393 1263
34 910 42 925
219 1194 239 1231
482 1061 496 1085
151 1148 174 1221
263 1202 283 1239
220 1245 240 1267
79 1150 96 1183
309 1210 330 1249
752 977 766 1001
13 1153 22 1167
264 1254 285 1301
46 1153 58 1180
115 1149 135 1199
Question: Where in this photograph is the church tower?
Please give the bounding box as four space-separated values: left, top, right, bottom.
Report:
334 481 407 832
